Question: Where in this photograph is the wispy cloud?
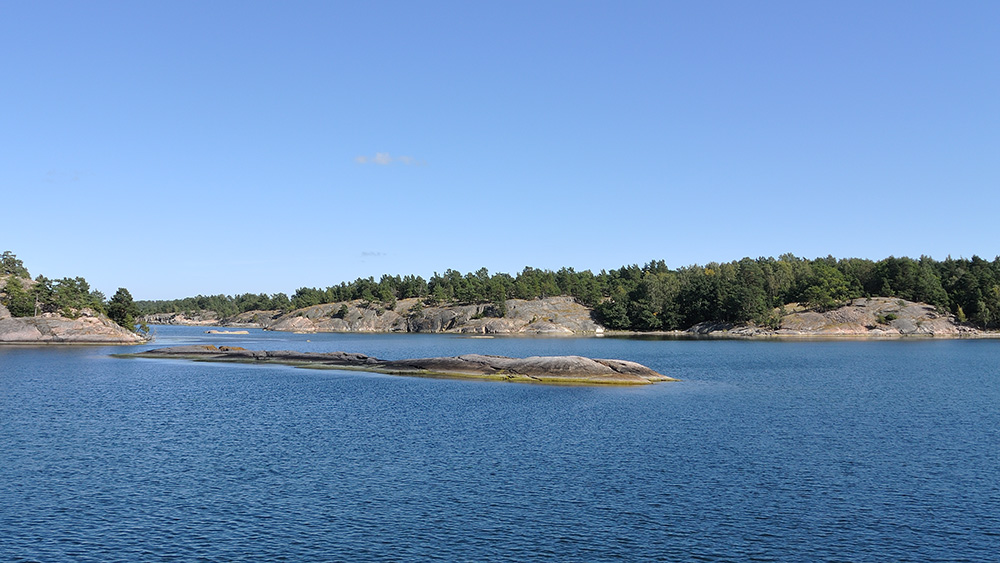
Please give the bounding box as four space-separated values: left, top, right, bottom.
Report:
354 152 425 166
44 169 86 183
361 251 387 257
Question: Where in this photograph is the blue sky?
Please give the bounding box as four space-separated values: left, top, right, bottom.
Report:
2 1 997 299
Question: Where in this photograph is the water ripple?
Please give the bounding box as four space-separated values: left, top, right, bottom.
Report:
2 335 999 561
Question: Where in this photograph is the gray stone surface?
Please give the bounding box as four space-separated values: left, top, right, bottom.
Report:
777 297 970 336
691 297 978 337
144 296 603 335
131 346 674 384
0 310 148 344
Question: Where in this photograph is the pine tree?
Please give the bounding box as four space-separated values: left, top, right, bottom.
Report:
107 287 138 331
2 276 35 317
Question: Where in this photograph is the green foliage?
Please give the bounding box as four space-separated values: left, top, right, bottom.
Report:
137 292 293 318
876 313 898 325
870 256 949 310
107 288 138 331
2 275 35 317
408 300 424 318
594 296 630 330
799 264 856 311
1 251 30 278
2 270 105 318
128 253 1000 332
492 298 507 318
46 276 105 314
378 281 397 310
38 252 1000 332
0 252 123 324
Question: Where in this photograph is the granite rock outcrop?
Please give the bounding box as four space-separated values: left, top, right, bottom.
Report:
144 296 601 335
126 345 674 385
0 307 149 344
689 297 977 337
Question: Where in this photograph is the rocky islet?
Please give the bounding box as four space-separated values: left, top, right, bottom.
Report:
125 345 675 385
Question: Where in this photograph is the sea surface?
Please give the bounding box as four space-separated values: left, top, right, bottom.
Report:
2 327 998 562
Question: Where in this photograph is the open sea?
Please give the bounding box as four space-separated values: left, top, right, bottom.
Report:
2 326 998 562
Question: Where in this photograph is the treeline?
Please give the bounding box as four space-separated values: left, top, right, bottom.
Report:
594 254 1000 330
134 254 1000 330
136 267 602 318
1 251 143 332
2 275 106 316
287 268 601 312
137 293 294 319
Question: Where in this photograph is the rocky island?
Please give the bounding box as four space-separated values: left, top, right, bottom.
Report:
122 345 675 385
1 254 150 344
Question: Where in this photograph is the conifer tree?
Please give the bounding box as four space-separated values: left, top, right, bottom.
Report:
107 287 138 331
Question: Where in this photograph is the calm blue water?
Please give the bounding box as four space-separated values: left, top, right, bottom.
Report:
2 327 998 561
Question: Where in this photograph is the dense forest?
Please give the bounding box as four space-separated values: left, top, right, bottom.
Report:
135 254 1000 331
1 251 143 332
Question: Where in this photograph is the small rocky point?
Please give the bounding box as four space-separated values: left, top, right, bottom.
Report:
0 304 148 344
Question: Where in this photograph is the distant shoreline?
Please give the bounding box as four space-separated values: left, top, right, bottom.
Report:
600 330 1000 340
139 297 995 341
143 323 1000 341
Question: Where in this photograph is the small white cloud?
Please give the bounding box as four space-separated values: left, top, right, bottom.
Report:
354 153 425 166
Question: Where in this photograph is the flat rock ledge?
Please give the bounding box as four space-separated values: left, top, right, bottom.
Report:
123 345 675 385
0 313 148 344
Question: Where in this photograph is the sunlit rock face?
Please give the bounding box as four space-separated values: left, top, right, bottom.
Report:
0 310 148 344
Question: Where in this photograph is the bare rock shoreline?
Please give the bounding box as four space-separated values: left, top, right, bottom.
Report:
122 345 675 385
144 296 990 339
0 304 148 344
684 297 985 339
143 296 602 335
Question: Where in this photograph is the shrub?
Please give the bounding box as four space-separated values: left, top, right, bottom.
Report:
876 313 898 325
